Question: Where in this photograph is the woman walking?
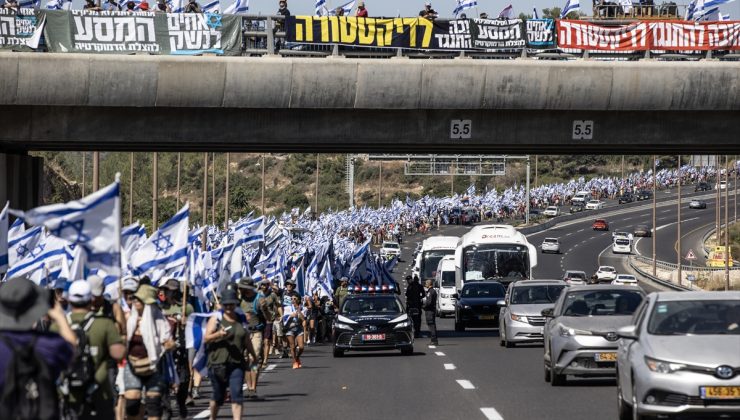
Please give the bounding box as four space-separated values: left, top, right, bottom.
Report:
204 289 258 420
284 295 306 369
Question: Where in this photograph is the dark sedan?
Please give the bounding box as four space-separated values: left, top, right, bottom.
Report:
454 281 506 331
617 193 634 204
634 224 652 237
333 294 413 357
695 181 711 192
636 190 653 201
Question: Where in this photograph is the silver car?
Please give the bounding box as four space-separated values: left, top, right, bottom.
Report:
498 280 567 348
543 285 645 386
616 291 740 420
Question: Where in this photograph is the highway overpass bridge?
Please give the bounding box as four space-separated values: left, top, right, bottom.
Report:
1 52 739 206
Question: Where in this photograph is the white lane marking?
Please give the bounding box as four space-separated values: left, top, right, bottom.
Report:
444 363 456 370
481 407 505 420
660 209 672 213
577 228 585 232
622 217 632 221
265 364 276 371
435 351 446 356
194 410 211 419
428 345 436 349
564 232 572 236
457 379 476 389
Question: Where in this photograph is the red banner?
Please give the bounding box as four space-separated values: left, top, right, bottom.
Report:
557 20 740 51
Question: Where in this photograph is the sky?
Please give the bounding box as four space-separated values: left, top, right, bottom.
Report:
246 0 740 19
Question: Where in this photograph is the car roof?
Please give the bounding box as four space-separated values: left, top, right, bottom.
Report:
566 285 645 292
382 241 399 245
652 291 740 302
543 237 558 241
615 274 636 278
598 266 615 269
594 219 607 222
564 270 586 274
511 279 566 286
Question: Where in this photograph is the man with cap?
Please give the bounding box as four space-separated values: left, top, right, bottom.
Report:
356 1 368 16
280 278 300 358
237 277 265 400
333 277 350 312
159 279 193 419
419 1 438 20
257 280 281 368
0 277 76 418
89 274 125 335
52 280 125 420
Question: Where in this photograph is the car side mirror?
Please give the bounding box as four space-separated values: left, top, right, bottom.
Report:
541 307 554 317
496 299 506 307
617 325 638 340
452 293 459 300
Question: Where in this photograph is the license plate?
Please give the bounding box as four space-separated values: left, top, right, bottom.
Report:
594 352 617 362
701 386 740 399
479 315 495 320
362 333 385 341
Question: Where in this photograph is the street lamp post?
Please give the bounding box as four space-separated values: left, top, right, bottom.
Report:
92 151 99 192
652 155 657 277
201 153 207 251
725 156 730 291
378 161 382 209
525 156 531 226
315 154 320 215
81 152 86 197
261 154 266 216
225 153 230 229
129 152 134 225
152 152 158 231
677 155 682 286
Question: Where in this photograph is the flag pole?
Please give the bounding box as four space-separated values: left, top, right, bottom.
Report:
211 153 216 226
152 152 158 231
225 153 230 229
115 172 123 302
129 153 134 225
82 152 86 197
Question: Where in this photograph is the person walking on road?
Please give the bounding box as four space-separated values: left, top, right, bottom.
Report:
422 279 438 345
405 275 424 338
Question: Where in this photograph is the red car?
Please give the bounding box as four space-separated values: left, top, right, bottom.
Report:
592 219 609 231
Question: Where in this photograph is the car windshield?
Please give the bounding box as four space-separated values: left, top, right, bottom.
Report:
383 243 399 249
567 272 586 279
441 271 455 287
647 300 740 335
616 275 635 281
615 239 630 245
547 207 557 211
561 290 643 317
510 285 565 304
462 283 506 298
462 244 530 281
543 239 557 244
342 297 403 315
599 267 615 272
422 250 454 279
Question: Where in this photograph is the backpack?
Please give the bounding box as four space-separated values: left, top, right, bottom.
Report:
61 313 97 401
0 333 60 420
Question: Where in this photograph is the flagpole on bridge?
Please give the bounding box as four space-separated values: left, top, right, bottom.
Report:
225 152 230 229
677 155 682 286
152 152 158 231
92 151 99 192
652 155 657 277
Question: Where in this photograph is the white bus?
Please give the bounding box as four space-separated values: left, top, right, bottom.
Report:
412 236 460 282
454 225 538 290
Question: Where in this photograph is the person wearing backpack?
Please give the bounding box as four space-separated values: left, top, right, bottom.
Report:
237 277 265 400
0 277 77 420
52 280 126 420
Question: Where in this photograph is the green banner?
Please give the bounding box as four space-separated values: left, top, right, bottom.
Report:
0 8 45 51
44 10 242 55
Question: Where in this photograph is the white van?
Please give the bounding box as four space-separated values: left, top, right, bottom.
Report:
435 255 457 317
571 191 591 204
612 237 632 254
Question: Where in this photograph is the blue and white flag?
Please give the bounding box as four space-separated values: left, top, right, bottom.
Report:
453 0 477 17
46 0 71 9
317 257 333 298
223 0 247 13
348 238 370 277
0 202 8 275
8 225 42 271
498 4 514 19
336 0 355 14
533 6 539 18
315 0 326 15
185 312 218 376
560 0 580 17
129 203 189 282
6 231 71 284
17 180 121 278
201 0 220 12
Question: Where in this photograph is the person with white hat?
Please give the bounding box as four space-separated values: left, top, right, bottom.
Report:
419 1 438 20
51 280 125 420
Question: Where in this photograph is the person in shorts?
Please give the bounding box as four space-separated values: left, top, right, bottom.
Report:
238 277 264 400
283 295 306 369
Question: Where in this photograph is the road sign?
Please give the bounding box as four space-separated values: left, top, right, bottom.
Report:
685 249 697 260
450 120 472 139
687 274 696 282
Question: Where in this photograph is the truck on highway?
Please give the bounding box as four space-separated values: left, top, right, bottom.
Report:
412 236 460 283
454 224 538 291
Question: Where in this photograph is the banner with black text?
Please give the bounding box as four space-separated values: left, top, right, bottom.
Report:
0 8 45 51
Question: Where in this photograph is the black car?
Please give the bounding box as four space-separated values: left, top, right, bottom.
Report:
634 224 652 237
454 281 506 332
450 207 463 225
333 294 413 357
617 193 634 204
636 190 653 201
695 181 711 192
569 201 586 213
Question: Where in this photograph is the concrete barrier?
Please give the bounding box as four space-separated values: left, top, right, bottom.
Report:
2 53 739 111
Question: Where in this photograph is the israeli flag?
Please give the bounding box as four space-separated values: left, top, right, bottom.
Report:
129 203 189 281
6 231 71 283
315 0 326 15
317 257 333 298
0 203 8 275
223 0 248 13
453 0 477 17
337 0 355 15
19 0 41 7
202 0 220 13
8 225 42 270
185 312 219 376
560 0 580 17
498 4 514 19
46 0 71 9
466 184 476 197
8 218 24 241
16 180 121 278
348 238 370 277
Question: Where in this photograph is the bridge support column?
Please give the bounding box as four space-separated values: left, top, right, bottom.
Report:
0 152 43 210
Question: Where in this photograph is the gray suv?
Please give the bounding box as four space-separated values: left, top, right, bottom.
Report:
542 285 645 386
616 291 740 420
498 280 566 348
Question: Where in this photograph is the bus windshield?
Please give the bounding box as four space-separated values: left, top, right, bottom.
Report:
422 250 454 280
462 244 530 282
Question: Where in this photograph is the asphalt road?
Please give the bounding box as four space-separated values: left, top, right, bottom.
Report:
190 184 737 420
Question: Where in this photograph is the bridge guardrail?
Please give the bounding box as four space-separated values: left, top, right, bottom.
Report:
629 254 740 291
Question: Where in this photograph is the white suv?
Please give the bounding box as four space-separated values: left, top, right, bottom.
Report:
543 206 560 217
541 238 561 254
380 241 401 259
595 266 618 282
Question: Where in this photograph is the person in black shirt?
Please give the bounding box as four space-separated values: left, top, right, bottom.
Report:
422 279 438 345
405 276 424 338
276 0 289 16
419 1 438 20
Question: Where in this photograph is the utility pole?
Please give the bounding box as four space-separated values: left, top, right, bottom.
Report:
152 152 158 231
92 151 100 192
378 160 382 209
129 152 134 225
716 155 721 244
525 156 531 226
677 155 682 286
735 155 738 223
534 155 538 189
315 154 320 216
621 155 624 180
81 152 86 197
176 153 181 206
261 154 266 216
652 155 657 277
347 155 355 209
201 153 208 250
224 153 230 228
211 153 216 226
725 155 730 291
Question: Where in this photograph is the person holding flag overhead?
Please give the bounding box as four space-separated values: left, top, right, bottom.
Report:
204 288 257 420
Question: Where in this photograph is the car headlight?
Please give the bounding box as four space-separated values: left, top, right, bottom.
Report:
644 356 686 374
441 293 450 298
510 313 528 323
559 326 593 337
462 304 472 309
334 322 355 331
393 321 411 329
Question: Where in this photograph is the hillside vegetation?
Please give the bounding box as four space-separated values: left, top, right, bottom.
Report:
33 152 666 228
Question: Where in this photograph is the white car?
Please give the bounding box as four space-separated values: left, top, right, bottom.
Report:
541 238 561 254
716 180 728 190
543 206 560 217
585 199 605 210
612 231 633 240
571 191 591 204
380 241 401 259
595 266 617 282
611 274 638 286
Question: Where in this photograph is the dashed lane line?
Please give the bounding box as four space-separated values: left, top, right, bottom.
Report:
480 407 505 420
444 363 456 370
428 345 436 349
435 351 446 356
457 380 476 389
194 409 210 419
265 364 277 371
